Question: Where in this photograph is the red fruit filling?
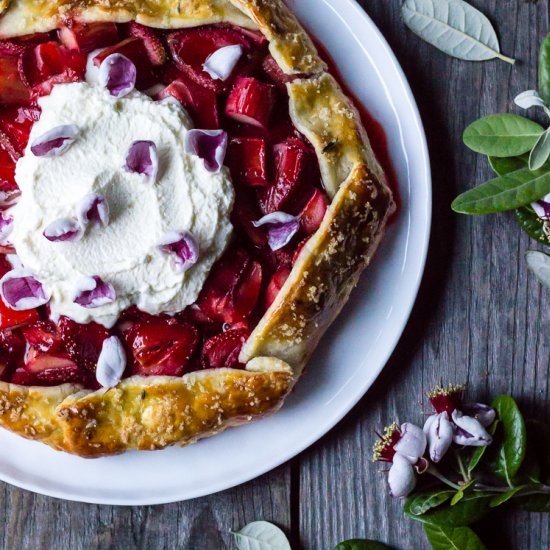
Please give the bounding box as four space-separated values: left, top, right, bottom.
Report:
0 23 337 388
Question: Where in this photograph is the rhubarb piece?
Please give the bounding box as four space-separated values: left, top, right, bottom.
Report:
0 55 31 104
203 44 243 81
227 137 269 187
0 269 50 310
262 54 295 90
125 318 199 376
43 217 83 242
73 276 116 308
96 335 126 387
300 188 329 234
184 129 228 173
266 267 291 308
157 231 199 272
78 193 109 227
30 124 79 157
59 22 119 53
124 140 158 180
197 248 262 323
99 53 136 97
225 77 276 129
156 77 219 129
127 22 167 66
201 328 248 369
253 211 299 251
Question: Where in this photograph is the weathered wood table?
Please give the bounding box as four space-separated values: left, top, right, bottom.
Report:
1 1 549 549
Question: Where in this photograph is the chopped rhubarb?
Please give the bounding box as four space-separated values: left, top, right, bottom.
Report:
225 77 276 129
157 76 219 129
127 22 167 66
227 137 269 187
198 248 262 323
201 328 248 369
0 55 31 105
266 267 291 308
59 22 119 53
261 55 295 90
300 188 329 234
0 41 26 57
125 318 199 376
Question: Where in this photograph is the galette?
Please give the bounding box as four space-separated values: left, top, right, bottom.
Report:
0 0 395 456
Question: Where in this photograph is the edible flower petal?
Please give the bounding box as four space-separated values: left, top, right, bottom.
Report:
157 231 199 272
73 275 116 308
30 124 79 158
423 412 454 463
98 53 136 98
388 453 417 498
393 422 427 464
0 212 13 245
0 268 50 310
78 193 110 227
184 129 228 173
514 90 547 110
252 212 300 251
96 335 126 388
43 218 83 242
124 140 159 181
203 44 244 81
462 402 496 428
451 409 493 447
531 192 550 220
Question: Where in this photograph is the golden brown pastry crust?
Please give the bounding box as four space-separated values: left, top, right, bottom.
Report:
0 0 395 457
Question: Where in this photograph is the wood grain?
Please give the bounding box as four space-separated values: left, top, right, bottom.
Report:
0 1 549 549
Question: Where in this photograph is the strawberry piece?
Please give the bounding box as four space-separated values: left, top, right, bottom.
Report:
0 299 39 330
292 236 309 263
0 55 31 105
231 190 267 247
0 151 20 207
266 267 291 308
11 368 37 385
12 33 51 45
59 21 119 53
261 55 295 90
201 328 248 369
58 316 110 372
125 317 199 376
300 188 329 234
127 22 167 66
0 106 34 160
225 77 276 129
0 329 25 381
198 248 262 323
167 26 252 93
22 320 64 353
25 347 83 384
227 137 269 187
0 41 27 57
157 77 219 129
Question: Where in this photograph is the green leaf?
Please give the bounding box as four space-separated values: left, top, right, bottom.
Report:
530 127 550 171
525 250 550 288
404 493 492 527
515 207 550 245
539 33 550 106
518 493 550 512
451 166 550 214
489 155 528 176
491 395 527 485
463 114 543 157
401 0 514 64
450 480 475 506
333 540 394 550
467 420 499 476
424 524 487 550
407 491 455 515
489 485 527 507
231 521 291 550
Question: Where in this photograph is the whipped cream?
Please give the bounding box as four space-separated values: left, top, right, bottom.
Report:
11 82 234 327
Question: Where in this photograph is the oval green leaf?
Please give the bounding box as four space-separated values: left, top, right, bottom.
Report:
526 250 550 288
530 127 550 171
489 485 527 508
231 521 291 550
539 33 550 106
424 524 488 550
489 155 528 177
467 420 500 476
401 0 514 64
333 540 394 550
451 167 550 214
407 491 455 515
491 395 527 485
515 207 550 245
463 114 543 157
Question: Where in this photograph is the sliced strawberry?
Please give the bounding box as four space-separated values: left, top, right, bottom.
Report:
0 298 39 330
11 368 37 385
201 328 248 370
266 267 291 308
58 316 110 372
0 106 34 160
261 55 295 90
59 21 119 53
0 329 25 380
25 347 83 384
300 188 329 234
198 248 262 323
167 26 252 93
225 77 276 129
22 320 64 353
231 190 267 247
227 137 269 187
157 77 219 129
125 318 199 376
127 22 167 66
0 55 31 105
115 305 154 333
0 151 20 206
0 41 27 57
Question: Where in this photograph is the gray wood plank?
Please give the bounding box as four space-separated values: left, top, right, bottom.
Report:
299 1 550 549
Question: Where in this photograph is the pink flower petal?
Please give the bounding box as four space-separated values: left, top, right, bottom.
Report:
96 336 126 388
451 410 493 447
78 193 109 227
0 268 50 310
0 212 13 245
184 129 228 173
393 422 427 464
388 454 416 498
157 231 199 272
252 211 300 251
203 44 243 81
43 218 83 242
98 53 136 98
124 140 158 181
73 275 116 308
30 124 79 157
423 412 453 463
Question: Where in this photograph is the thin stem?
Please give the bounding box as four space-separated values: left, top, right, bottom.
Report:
474 483 550 495
495 52 516 65
426 465 461 490
455 451 470 483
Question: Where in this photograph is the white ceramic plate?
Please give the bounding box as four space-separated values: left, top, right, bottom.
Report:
0 0 431 504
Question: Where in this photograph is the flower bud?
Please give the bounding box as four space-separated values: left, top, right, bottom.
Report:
452 410 493 447
388 453 417 498
393 422 427 464
423 412 454 463
462 402 496 427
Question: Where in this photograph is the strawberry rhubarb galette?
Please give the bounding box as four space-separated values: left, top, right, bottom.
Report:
0 0 395 457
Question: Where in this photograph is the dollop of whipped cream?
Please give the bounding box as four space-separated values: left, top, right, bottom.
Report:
11 82 234 327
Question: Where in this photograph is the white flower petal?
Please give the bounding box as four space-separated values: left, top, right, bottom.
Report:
96 336 126 388
393 422 427 463
514 90 547 110
452 409 493 447
203 44 243 81
426 412 454 463
388 453 417 498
